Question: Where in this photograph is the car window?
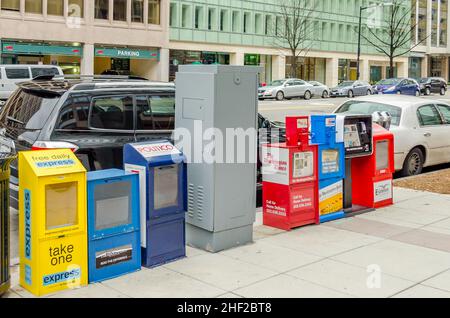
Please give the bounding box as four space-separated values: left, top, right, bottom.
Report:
335 101 402 126
437 104 450 124
286 80 294 86
5 67 30 79
56 96 91 130
31 67 60 78
0 89 59 130
89 96 134 130
294 80 304 86
137 95 175 131
417 105 443 126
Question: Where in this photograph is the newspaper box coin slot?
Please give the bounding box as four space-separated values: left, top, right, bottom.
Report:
87 169 141 283
19 149 87 296
310 115 346 223
351 124 395 209
262 116 319 230
123 141 186 268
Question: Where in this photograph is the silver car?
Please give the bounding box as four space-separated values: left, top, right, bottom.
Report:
330 80 373 98
308 81 331 98
258 78 315 101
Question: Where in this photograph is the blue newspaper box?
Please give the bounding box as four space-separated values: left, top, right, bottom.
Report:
123 141 186 268
311 115 346 223
87 169 141 283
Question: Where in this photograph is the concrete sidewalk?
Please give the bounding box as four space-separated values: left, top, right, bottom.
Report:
3 187 450 298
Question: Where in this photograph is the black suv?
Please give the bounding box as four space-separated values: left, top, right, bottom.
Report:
418 77 448 96
0 75 284 209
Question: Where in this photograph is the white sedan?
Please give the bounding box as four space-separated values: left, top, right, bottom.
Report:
308 81 331 98
334 95 450 177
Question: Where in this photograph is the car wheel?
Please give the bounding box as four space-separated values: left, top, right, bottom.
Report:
366 89 371 96
347 90 354 98
396 91 402 95
401 148 424 177
425 87 431 96
304 90 312 100
276 91 285 101
415 90 420 97
322 90 329 98
440 87 446 96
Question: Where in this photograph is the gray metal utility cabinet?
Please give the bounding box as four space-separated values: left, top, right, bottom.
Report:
175 65 262 253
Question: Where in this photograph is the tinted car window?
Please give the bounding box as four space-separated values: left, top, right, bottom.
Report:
56 96 91 130
0 89 58 131
90 96 134 130
137 95 175 130
335 101 402 126
5 68 30 79
31 67 60 78
437 104 450 124
417 105 443 126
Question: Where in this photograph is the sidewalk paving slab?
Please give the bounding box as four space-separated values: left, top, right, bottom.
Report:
331 240 450 282
394 195 450 216
392 284 450 298
286 259 416 298
421 269 450 292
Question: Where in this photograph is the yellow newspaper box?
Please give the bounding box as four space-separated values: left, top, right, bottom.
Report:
19 149 87 296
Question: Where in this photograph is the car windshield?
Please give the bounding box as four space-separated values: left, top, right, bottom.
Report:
269 80 286 86
419 78 430 83
378 79 401 85
0 89 59 131
338 81 354 87
335 101 402 126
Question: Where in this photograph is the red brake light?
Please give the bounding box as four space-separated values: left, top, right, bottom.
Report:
31 141 79 152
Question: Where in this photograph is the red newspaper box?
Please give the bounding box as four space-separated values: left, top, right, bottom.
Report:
351 124 394 209
262 117 319 230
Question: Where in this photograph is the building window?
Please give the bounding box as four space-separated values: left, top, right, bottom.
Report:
47 0 63 16
1 0 20 12
220 9 229 31
113 0 127 21
440 0 448 47
418 0 427 42
243 12 251 33
255 14 263 34
208 8 217 30
25 0 43 14
232 11 240 33
195 6 204 29
95 0 109 19
170 3 177 27
181 5 191 28
68 0 84 18
432 0 438 46
132 0 144 23
148 0 160 25
265 15 272 35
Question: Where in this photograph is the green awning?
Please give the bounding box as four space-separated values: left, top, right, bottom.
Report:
1 41 83 56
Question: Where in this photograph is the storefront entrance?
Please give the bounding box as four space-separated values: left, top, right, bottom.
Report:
285 57 326 83
0 40 82 74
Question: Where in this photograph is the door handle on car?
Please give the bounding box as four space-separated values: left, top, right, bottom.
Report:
424 132 432 137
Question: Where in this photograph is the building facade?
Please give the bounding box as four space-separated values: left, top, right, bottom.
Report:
410 0 450 81
0 0 169 80
0 0 413 86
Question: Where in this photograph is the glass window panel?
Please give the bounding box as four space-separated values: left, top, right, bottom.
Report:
5 68 30 79
321 149 340 174
90 96 134 130
25 0 42 13
148 0 160 24
1 0 20 11
154 165 179 210
95 0 109 19
132 0 144 23
417 105 443 126
113 0 127 21
376 140 389 171
47 0 63 16
46 182 78 231
68 0 84 18
437 104 450 124
94 181 131 230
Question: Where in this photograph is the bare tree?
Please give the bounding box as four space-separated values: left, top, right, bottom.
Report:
361 0 427 78
270 0 318 78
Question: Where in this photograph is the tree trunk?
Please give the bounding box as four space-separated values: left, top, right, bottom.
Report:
290 53 297 78
389 57 395 78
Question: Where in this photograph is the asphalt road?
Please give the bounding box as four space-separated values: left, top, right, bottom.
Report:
258 92 450 122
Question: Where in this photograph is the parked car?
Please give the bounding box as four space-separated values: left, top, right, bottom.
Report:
258 78 315 101
0 75 284 209
334 95 450 177
308 81 330 98
330 80 372 98
418 77 447 96
0 64 63 106
372 78 421 96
